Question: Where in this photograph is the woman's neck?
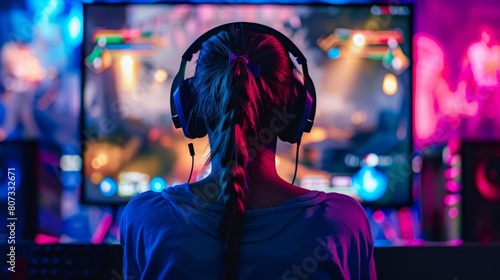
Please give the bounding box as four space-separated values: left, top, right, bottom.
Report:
206 147 308 209
209 147 280 181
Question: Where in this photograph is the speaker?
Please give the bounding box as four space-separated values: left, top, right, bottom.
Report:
420 145 448 241
461 141 500 242
419 141 463 241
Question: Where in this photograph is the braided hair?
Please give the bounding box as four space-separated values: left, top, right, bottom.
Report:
192 25 301 279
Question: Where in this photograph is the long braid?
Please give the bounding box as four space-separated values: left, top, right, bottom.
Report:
214 56 260 280
192 27 300 279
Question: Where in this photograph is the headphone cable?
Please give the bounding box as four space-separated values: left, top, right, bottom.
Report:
187 143 195 183
291 141 300 185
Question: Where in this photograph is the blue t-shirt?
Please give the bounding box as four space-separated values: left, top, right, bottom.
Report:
120 184 376 279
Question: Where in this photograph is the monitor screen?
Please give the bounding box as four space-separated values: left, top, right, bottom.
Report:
82 3 412 207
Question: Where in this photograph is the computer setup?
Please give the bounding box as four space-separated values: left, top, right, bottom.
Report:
3 1 500 279
81 2 413 209
2 1 414 278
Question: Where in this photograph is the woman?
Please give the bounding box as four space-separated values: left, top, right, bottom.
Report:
120 23 376 280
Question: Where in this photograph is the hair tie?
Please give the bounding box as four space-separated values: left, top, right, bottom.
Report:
229 51 260 78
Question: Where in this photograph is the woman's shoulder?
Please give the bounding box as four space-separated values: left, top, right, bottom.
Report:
124 184 192 210
125 190 162 209
323 192 365 211
319 192 371 234
121 191 166 224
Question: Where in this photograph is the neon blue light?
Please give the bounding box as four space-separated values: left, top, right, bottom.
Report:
64 5 83 46
353 166 387 201
150 177 167 192
28 0 64 18
328 48 341 59
99 177 118 197
68 15 82 40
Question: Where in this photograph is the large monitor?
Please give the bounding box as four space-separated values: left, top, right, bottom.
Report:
82 3 412 207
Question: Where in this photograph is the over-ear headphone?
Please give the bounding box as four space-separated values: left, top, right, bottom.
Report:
170 22 316 144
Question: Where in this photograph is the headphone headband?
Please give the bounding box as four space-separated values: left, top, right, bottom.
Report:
170 22 316 134
182 22 307 65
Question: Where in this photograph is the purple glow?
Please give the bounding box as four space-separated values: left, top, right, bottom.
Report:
448 207 459 219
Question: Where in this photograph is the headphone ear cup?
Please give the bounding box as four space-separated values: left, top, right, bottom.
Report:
278 85 312 144
278 86 305 144
173 78 207 139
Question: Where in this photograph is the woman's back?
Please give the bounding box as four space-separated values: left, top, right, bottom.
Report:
120 184 375 279
120 22 376 279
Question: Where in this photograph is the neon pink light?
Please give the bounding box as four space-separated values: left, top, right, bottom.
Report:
444 166 461 179
447 139 462 158
448 207 459 219
414 31 486 145
444 194 461 206
414 34 446 141
91 212 114 244
465 37 499 87
446 180 461 192
403 239 426 246
372 210 398 241
35 233 60 244
443 153 461 167
372 210 385 223
398 207 414 240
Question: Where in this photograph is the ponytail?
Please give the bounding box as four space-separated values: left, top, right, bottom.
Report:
192 29 299 279
209 56 260 279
